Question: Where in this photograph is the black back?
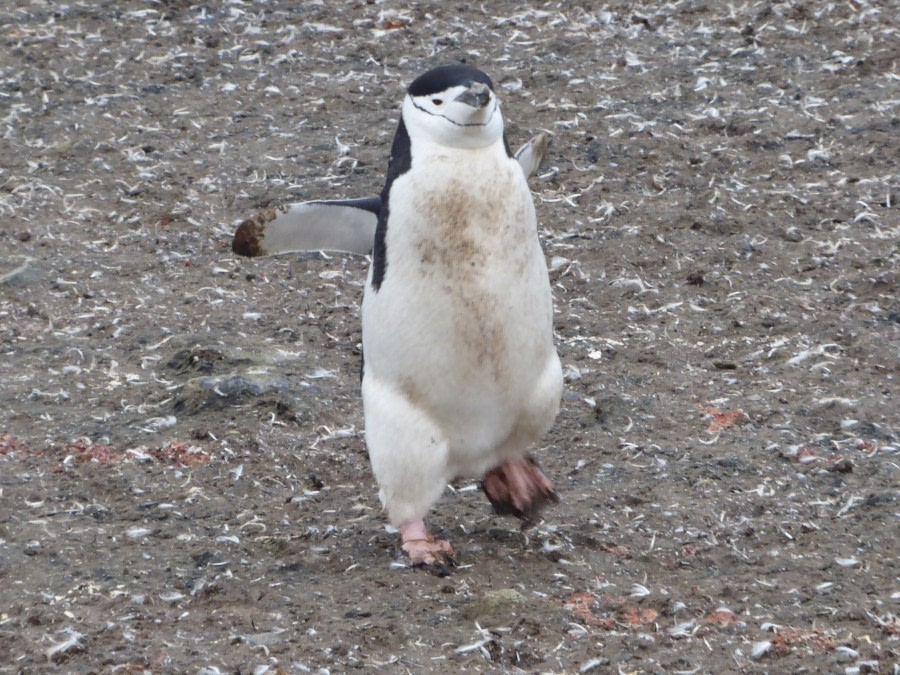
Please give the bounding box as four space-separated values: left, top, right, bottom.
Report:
371 118 412 291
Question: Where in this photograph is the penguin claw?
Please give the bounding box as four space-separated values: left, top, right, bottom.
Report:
482 456 559 526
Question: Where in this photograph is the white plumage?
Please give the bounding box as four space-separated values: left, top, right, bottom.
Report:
360 65 562 565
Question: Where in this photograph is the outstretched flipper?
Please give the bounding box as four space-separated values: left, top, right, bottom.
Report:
231 134 550 258
232 196 380 257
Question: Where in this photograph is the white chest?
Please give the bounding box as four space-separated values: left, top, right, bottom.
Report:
388 144 538 286
361 140 556 448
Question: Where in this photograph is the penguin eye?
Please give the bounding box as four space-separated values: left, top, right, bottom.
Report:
431 98 443 106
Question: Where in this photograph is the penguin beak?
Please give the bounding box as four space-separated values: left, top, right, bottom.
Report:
454 81 491 109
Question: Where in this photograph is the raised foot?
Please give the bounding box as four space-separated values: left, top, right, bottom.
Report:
399 519 455 567
482 456 559 525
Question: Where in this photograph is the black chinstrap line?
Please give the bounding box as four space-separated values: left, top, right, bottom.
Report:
409 97 498 128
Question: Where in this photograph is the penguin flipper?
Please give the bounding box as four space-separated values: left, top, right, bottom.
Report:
232 196 380 257
514 133 550 179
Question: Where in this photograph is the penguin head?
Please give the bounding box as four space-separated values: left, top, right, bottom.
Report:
401 65 504 149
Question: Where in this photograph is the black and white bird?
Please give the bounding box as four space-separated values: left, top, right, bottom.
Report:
234 65 562 567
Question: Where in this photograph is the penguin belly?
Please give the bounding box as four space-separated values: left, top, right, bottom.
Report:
361 144 562 487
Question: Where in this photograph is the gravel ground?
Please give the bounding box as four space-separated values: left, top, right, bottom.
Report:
1 1 898 672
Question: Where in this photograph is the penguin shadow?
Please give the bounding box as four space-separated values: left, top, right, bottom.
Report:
358 511 563 578
411 485 566 575
457 518 570 571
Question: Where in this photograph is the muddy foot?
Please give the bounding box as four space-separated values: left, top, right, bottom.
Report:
482 456 559 524
399 519 455 568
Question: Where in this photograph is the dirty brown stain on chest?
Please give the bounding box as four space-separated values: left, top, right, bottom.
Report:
416 176 490 279
414 174 521 381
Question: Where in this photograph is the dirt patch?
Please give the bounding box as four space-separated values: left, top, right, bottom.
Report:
1 1 897 672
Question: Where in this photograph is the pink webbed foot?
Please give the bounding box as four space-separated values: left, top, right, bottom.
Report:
482 456 559 525
399 519 455 569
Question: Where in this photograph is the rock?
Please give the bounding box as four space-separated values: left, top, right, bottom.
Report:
166 345 255 375
782 226 802 242
583 394 635 429
238 630 287 646
828 458 854 473
174 372 292 414
462 588 530 620
163 341 321 423
0 255 41 287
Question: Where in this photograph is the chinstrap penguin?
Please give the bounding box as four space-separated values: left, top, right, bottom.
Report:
233 65 562 568
361 64 562 566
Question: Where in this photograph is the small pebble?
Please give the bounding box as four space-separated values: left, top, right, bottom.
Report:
782 226 802 242
834 646 859 662
829 458 854 473
834 556 860 568
751 640 772 659
0 255 41 287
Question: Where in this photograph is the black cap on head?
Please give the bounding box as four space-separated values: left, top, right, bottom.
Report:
407 65 494 97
